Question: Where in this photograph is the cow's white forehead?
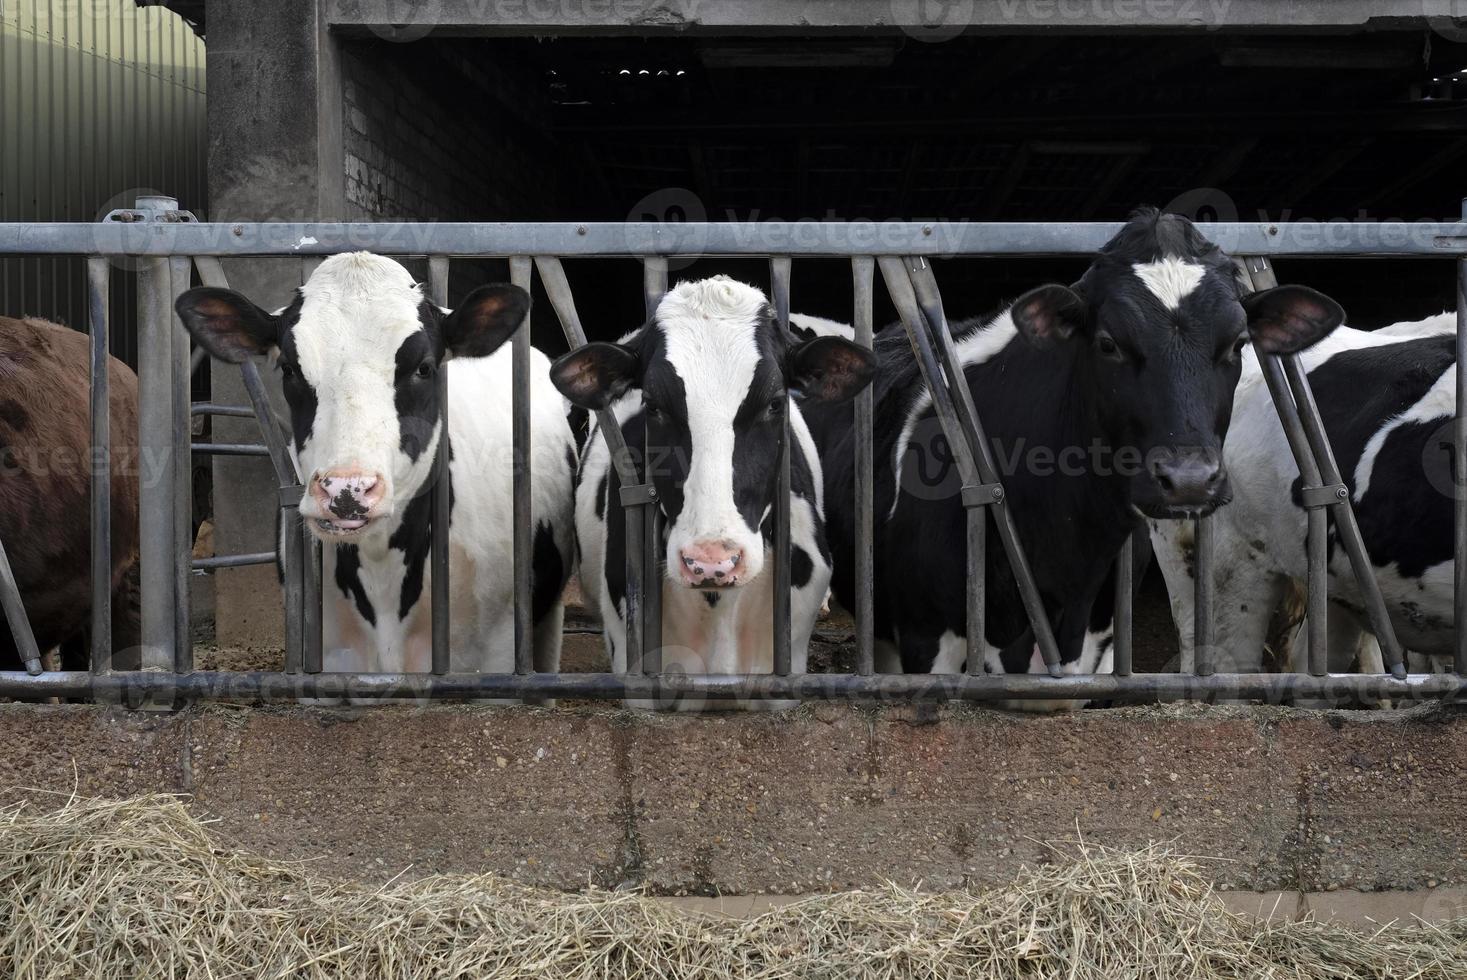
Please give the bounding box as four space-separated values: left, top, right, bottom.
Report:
655 276 767 407
294 252 426 376
1130 257 1207 312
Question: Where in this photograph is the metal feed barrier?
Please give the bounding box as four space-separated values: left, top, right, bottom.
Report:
1 197 1466 704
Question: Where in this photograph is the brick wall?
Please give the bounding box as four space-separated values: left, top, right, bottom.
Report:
340 39 562 222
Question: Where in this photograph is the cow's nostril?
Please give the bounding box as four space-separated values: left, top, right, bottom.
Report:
1155 471 1176 493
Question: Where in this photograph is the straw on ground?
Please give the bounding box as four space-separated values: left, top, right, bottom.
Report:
0 793 1463 979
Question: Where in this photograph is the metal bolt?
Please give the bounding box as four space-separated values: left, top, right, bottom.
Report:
922 225 932 236
647 487 658 500
1268 225 1279 236
232 225 244 237
1337 486 1348 499
992 486 1005 502
577 225 588 236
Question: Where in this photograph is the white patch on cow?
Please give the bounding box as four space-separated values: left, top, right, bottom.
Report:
1152 317 1459 675
291 252 438 525
288 253 575 689
656 276 770 579
1131 257 1206 311
890 309 1018 518
788 312 855 341
1354 366 1453 500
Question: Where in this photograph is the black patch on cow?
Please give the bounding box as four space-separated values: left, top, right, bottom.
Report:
271 294 314 452
0 399 30 432
791 546 813 590
1295 335 1455 578
532 520 566 624
704 592 720 608
388 486 434 622
594 470 608 522
334 544 376 627
393 330 439 463
803 207 1249 673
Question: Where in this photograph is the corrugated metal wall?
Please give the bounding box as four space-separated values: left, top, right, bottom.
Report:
0 0 205 366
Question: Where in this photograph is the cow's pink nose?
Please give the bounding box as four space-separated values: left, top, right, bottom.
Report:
311 469 384 520
678 541 744 587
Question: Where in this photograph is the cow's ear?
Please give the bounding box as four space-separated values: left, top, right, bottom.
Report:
550 343 640 411
786 336 877 403
175 287 280 363
442 284 530 358
1010 284 1086 348
1244 285 1345 355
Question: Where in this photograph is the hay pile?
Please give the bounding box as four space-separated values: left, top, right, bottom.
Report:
0 794 1464 978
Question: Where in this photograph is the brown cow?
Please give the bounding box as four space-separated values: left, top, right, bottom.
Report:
0 315 140 672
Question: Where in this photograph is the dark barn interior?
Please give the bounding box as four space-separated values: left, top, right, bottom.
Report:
339 30 1467 344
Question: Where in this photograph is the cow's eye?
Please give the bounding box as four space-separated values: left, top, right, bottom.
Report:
415 360 434 380
279 361 296 381
1232 335 1249 359
1095 332 1121 359
761 397 785 422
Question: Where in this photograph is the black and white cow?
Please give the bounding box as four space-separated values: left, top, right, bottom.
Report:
806 208 1345 701
1150 311 1457 677
551 276 874 705
177 252 576 678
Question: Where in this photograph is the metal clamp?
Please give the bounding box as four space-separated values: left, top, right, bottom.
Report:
277 485 305 508
1300 483 1349 509
619 483 659 507
960 483 1005 508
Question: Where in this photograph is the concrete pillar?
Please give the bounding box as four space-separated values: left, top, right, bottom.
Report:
204 0 344 651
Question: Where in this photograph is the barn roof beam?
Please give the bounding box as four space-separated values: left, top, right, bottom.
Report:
326 0 1456 37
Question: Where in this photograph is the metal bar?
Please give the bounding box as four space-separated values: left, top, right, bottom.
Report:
190 403 254 418
193 552 278 571
0 669 1463 703
1114 531 1134 677
1458 207 1467 675
191 443 269 457
1193 515 1215 675
303 537 323 673
170 254 193 672
428 255 451 676
0 537 42 675
136 254 175 676
1306 506 1328 676
194 256 308 678
87 257 112 674
6 221 1467 258
641 258 667 674
883 257 1062 675
1240 255 1406 678
510 256 534 675
851 256 876 677
1281 354 1406 675
904 259 993 672
533 256 647 675
770 256 793 677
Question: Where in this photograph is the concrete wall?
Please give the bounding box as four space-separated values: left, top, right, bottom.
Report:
5 700 1465 895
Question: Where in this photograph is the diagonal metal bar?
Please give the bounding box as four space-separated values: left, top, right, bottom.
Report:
1239 256 1406 678
889 256 1062 675
534 256 647 674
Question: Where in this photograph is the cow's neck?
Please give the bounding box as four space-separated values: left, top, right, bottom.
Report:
330 453 437 632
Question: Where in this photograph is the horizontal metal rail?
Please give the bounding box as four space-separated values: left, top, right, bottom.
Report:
3 222 1467 258
191 403 255 418
0 670 1460 703
192 552 277 571
192 442 270 457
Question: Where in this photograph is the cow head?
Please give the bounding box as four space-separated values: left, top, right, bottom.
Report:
1009 208 1344 517
176 252 528 540
551 276 875 589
